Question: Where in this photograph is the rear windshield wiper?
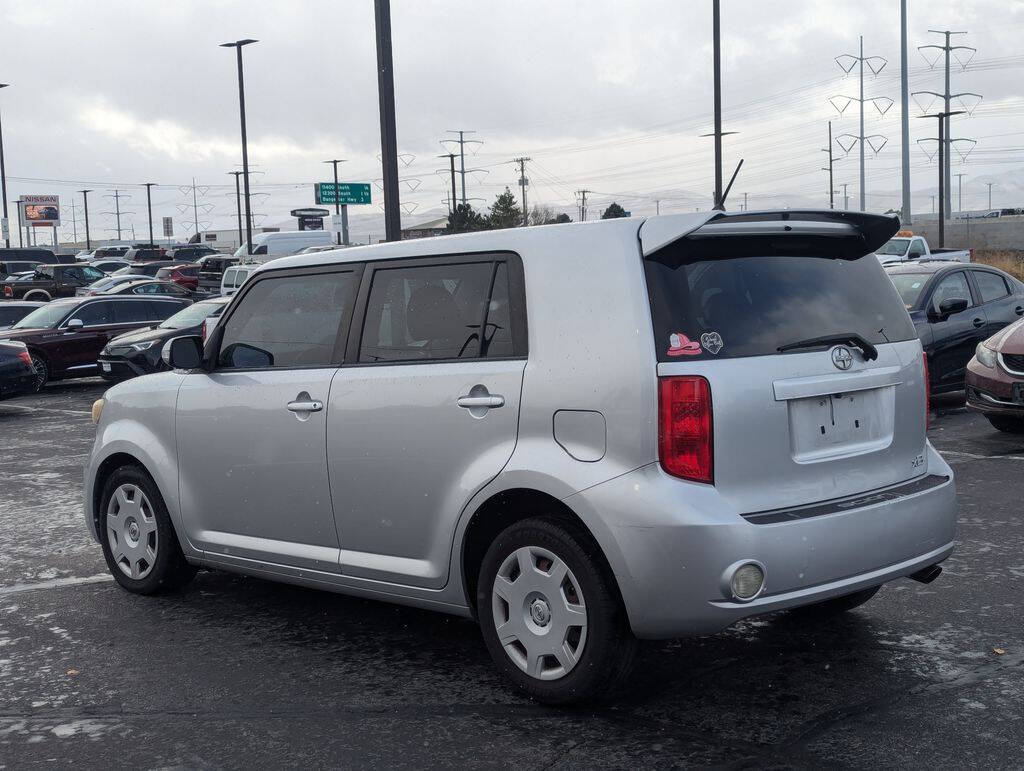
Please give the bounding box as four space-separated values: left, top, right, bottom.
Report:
777 332 878 361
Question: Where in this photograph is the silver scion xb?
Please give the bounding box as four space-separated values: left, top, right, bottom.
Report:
85 209 956 704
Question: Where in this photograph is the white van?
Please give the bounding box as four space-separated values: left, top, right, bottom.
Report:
234 230 334 259
220 264 259 296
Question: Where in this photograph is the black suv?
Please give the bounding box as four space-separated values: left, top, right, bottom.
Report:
165 245 219 262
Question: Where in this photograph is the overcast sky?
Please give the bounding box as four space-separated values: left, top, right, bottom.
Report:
2 0 1023 243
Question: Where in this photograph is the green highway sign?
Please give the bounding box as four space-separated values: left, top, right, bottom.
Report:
315 182 372 206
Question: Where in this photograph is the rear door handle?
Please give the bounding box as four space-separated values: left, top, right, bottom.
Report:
287 400 323 413
972 318 984 328
457 395 505 409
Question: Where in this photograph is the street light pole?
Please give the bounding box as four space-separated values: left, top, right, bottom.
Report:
142 182 156 245
228 171 243 250
221 39 258 255
323 159 347 246
0 84 9 247
374 0 402 241
79 189 91 250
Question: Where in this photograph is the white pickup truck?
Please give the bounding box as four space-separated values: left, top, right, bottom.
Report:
874 232 972 264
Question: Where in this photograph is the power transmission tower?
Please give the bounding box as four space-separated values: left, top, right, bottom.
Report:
914 30 979 218
954 172 967 213
841 183 850 211
831 36 892 211
103 190 129 240
513 157 531 226
821 121 836 209
576 190 592 221
443 130 482 205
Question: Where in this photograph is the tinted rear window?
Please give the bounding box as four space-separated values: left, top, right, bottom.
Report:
644 252 917 362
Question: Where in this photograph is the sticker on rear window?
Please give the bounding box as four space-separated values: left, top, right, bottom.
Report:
700 332 724 355
667 332 702 357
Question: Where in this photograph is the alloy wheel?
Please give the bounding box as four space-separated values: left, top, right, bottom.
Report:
30 355 47 391
491 545 588 681
106 483 159 580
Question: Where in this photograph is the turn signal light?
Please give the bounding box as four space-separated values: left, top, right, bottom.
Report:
658 375 713 484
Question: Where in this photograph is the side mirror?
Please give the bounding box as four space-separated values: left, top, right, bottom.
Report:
162 335 204 370
931 297 969 320
66 318 84 330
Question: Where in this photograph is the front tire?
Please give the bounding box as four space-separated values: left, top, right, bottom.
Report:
477 517 636 705
98 465 196 594
987 415 1024 433
29 353 49 392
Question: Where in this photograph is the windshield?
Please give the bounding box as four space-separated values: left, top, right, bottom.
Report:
159 301 225 329
12 301 76 329
876 238 910 256
887 272 931 308
643 252 917 361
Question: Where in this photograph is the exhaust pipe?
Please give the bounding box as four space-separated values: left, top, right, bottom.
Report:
909 564 942 584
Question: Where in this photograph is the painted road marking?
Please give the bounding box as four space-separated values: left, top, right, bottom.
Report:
0 574 112 596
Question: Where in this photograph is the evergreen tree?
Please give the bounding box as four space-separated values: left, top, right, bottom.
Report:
446 203 488 233
487 187 524 230
601 202 628 219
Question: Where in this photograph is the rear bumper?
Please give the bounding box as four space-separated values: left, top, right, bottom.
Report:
0 370 37 399
567 442 956 639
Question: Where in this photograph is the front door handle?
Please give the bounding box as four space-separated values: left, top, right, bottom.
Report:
457 395 505 409
1015 306 1023 316
287 399 323 413
972 318 984 329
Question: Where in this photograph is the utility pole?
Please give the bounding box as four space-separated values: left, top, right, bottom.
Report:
821 120 836 209
79 189 91 250
68 198 78 245
712 0 723 208
954 172 966 213
0 83 9 247
654 199 661 215
228 171 243 250
576 190 591 222
221 38 258 253
142 182 156 245
513 157 530 226
15 197 23 247
323 159 347 246
374 0 401 241
900 0 911 224
931 195 936 213
915 30 977 219
986 181 995 210
841 183 850 211
832 37 891 211
191 178 199 241
742 192 748 211
918 110 964 247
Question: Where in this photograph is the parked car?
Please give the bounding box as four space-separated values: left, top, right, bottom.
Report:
965 317 1024 432
1 295 190 389
98 296 231 380
165 245 219 262
0 247 73 266
81 274 150 296
196 254 239 295
874 232 972 264
87 259 132 274
92 246 131 259
0 339 37 399
0 301 45 330
123 245 165 262
220 264 258 296
234 230 333 258
2 263 107 301
0 259 42 279
85 209 955 704
155 264 200 291
103 279 193 298
886 261 1024 394
112 261 175 278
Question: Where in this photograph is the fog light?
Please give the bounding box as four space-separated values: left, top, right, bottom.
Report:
730 563 765 601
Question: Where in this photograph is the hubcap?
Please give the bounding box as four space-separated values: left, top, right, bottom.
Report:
491 546 588 681
106 484 158 580
31 357 46 388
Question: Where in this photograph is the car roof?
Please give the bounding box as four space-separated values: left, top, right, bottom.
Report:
884 261 960 275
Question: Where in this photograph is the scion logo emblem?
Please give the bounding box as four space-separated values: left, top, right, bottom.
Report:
831 345 854 370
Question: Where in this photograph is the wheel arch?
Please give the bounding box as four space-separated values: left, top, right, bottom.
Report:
90 452 155 538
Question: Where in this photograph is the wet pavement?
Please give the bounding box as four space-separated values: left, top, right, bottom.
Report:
0 382 1021 768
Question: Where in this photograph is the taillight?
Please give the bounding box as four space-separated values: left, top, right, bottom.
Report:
3 286 11 297
923 352 931 429
658 375 713 484
17 350 32 366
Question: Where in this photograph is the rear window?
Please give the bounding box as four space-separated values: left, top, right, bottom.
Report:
644 252 917 362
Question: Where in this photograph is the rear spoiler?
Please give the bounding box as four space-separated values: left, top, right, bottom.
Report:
640 209 901 259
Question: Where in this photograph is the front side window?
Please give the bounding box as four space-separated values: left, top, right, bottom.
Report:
930 272 972 312
973 271 1010 304
359 261 498 362
70 301 115 326
217 271 356 369
887 272 931 308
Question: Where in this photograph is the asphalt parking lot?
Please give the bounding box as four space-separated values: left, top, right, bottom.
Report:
0 380 1021 768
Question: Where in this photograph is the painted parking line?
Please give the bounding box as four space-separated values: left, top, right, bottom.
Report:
0 574 112 597
939 449 1024 462
0 403 93 417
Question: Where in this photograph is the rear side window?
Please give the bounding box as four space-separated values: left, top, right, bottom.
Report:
217 270 357 369
359 261 506 362
148 300 188 320
644 251 917 362
974 270 1010 303
113 301 152 323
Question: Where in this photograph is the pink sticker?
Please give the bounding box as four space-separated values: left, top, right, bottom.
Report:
667 332 702 357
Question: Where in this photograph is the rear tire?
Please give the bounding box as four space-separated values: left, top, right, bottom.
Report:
787 585 880 619
98 465 197 595
986 415 1024 434
476 517 637 705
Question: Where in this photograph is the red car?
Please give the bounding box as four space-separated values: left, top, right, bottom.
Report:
965 317 1024 433
155 263 200 291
